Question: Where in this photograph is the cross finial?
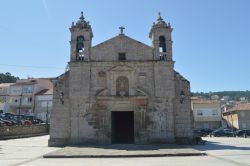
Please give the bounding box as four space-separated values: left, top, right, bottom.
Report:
157 12 163 21
79 11 84 20
119 26 125 35
158 12 161 17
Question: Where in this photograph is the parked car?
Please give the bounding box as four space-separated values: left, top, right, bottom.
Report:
25 115 44 124
0 113 45 126
236 130 250 137
2 115 18 126
4 113 15 118
0 120 6 127
35 119 45 124
0 118 13 126
194 129 204 137
0 114 16 126
6 118 17 126
212 128 236 137
201 128 213 136
194 128 213 137
23 119 32 125
13 115 32 125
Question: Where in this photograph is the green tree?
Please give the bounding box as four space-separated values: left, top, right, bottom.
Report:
0 72 19 83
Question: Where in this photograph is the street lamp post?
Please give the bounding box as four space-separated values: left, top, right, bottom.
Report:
59 91 64 104
180 91 185 104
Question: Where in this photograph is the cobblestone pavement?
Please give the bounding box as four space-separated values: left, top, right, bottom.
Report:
0 135 250 166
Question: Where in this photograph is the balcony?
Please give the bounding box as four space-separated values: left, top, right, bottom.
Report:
159 52 171 61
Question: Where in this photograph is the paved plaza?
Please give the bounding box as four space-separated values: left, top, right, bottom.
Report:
0 135 250 166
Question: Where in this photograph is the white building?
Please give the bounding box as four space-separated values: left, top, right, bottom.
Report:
35 89 53 122
191 98 222 129
0 83 14 113
9 78 53 116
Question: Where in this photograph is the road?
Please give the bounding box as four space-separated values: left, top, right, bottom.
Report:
0 136 250 166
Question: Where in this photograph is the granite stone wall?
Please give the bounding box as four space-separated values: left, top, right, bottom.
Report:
0 124 49 139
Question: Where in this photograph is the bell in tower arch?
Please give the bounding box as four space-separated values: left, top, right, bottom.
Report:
76 36 85 61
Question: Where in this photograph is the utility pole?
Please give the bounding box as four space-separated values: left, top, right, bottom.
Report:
18 92 23 126
46 101 49 124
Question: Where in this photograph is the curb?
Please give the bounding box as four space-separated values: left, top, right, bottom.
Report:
0 133 48 140
43 152 207 158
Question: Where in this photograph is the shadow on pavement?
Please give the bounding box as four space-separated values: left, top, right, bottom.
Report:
189 140 250 151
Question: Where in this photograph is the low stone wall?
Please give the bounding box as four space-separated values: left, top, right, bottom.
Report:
0 124 49 140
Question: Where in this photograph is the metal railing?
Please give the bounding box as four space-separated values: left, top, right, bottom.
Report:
159 52 171 61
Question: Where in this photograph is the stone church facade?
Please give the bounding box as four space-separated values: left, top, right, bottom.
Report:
49 12 194 146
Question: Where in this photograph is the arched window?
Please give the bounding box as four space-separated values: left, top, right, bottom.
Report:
159 36 166 52
116 76 129 96
159 36 167 60
76 36 84 61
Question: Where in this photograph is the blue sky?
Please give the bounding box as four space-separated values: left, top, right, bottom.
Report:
0 0 249 92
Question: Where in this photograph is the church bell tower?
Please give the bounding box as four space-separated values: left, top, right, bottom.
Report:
149 13 173 61
69 12 93 61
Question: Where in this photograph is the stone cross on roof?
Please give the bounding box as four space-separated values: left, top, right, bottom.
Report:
119 26 125 35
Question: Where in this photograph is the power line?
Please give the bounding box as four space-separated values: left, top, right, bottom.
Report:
0 64 64 70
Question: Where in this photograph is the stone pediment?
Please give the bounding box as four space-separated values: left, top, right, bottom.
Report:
92 35 152 50
90 35 153 61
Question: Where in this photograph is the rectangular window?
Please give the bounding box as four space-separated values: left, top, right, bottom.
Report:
22 87 33 93
28 97 32 103
118 53 126 61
